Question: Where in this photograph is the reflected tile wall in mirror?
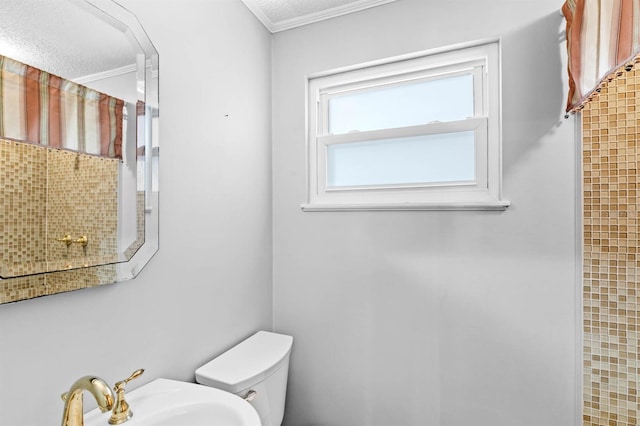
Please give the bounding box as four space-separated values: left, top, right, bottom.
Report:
0 139 47 276
0 138 130 303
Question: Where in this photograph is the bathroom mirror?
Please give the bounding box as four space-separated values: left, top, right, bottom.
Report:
0 0 159 303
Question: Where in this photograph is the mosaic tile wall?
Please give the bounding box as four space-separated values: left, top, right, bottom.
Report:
0 139 47 277
582 69 640 426
123 192 146 259
0 265 116 304
46 148 119 271
0 139 121 303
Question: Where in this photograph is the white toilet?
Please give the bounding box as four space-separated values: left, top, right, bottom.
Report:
195 331 294 426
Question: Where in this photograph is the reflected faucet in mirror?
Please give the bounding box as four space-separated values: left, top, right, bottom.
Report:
55 235 89 247
74 236 89 247
56 235 74 247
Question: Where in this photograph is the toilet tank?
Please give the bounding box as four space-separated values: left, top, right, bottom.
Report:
195 331 293 426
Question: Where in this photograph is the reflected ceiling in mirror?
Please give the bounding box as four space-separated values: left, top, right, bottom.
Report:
0 0 135 79
0 0 159 303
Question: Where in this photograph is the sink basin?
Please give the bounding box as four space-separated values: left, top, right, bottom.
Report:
84 378 261 426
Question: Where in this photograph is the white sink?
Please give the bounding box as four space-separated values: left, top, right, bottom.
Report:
84 378 261 426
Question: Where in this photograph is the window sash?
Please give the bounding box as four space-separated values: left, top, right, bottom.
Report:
316 118 488 193
317 63 485 136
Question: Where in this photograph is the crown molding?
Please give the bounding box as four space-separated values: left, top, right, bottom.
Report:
241 0 399 33
74 63 136 84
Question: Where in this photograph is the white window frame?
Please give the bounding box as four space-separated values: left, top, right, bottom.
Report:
302 39 509 211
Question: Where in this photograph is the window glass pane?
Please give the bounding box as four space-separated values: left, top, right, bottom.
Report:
326 131 475 187
328 73 474 135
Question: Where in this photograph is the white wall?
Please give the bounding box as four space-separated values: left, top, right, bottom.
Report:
0 1 580 425
0 1 273 424
272 1 578 425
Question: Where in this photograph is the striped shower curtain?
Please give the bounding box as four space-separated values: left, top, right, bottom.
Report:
0 55 124 158
563 0 640 115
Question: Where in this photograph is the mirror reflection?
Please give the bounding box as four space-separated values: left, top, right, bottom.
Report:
0 0 159 303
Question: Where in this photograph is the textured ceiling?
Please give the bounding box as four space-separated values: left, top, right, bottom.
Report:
0 0 397 80
241 0 399 32
0 0 136 80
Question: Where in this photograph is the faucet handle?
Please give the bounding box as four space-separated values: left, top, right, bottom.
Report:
114 368 144 390
73 235 88 247
55 234 73 247
108 369 144 425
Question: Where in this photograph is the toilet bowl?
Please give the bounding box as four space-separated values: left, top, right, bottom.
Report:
195 331 293 426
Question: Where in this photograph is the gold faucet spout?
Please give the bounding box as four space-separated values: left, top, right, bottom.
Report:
61 376 114 426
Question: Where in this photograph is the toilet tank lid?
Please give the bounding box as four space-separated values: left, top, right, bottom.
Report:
195 331 293 393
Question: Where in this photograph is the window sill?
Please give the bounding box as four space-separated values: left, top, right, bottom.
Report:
300 200 510 212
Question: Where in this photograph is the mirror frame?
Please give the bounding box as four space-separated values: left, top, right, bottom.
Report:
0 0 159 304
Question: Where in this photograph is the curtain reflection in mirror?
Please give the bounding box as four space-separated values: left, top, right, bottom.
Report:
0 54 124 158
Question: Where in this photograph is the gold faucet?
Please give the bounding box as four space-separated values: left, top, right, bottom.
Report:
56 234 73 247
73 235 89 247
109 369 144 425
61 376 114 426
